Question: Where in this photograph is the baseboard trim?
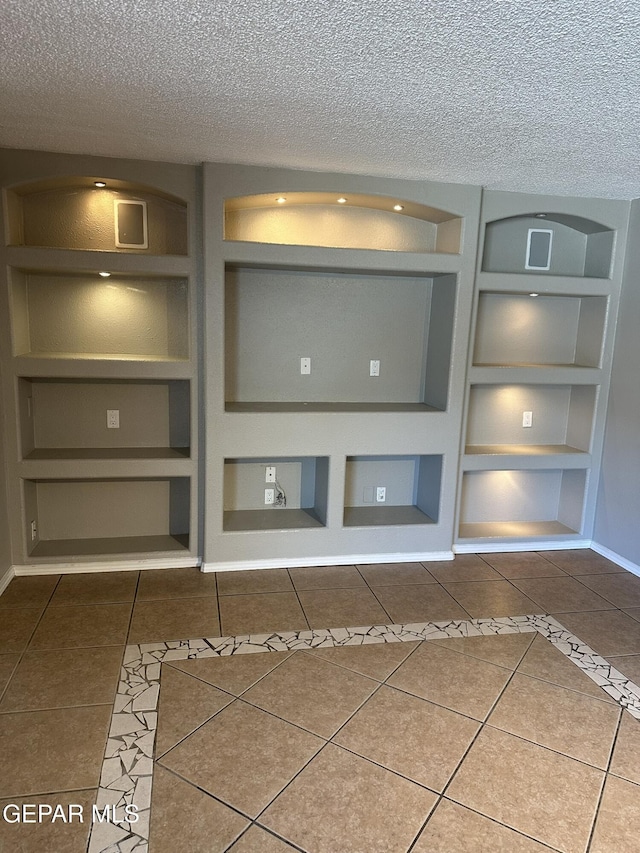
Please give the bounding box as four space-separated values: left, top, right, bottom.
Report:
454 539 592 554
12 556 201 576
0 565 15 595
591 541 640 578
202 551 455 572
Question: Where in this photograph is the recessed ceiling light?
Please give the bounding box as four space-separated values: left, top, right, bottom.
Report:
337 197 347 204
99 271 111 278
393 204 404 211
529 292 539 297
535 213 547 218
94 181 107 188
276 197 286 204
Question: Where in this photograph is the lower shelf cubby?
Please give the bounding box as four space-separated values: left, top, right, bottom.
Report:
24 477 190 557
343 455 442 527
458 468 587 540
223 457 329 531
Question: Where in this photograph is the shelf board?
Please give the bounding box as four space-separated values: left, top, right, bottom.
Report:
343 505 435 527
16 352 189 363
24 447 190 461
465 444 585 456
6 246 191 275
473 361 596 369
223 508 324 532
476 271 614 295
30 533 190 558
458 520 578 540
225 401 442 414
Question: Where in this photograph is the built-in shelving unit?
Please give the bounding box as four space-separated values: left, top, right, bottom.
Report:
0 150 199 568
456 191 630 551
204 164 482 568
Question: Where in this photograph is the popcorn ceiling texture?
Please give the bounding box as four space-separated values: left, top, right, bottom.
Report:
2 0 640 198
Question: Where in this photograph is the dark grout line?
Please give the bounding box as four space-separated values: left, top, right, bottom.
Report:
287 568 312 631
584 707 625 853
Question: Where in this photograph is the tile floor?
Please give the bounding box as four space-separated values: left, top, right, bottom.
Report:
1 549 640 851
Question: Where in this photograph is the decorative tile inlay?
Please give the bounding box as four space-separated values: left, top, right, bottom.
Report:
87 614 640 852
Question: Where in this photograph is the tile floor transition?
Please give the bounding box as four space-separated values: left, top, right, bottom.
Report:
1 550 640 852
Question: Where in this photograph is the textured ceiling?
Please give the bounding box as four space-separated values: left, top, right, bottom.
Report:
2 0 640 198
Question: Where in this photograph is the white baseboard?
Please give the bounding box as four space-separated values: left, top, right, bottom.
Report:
12 556 201 576
0 565 15 595
591 541 640 578
202 550 455 572
454 539 592 554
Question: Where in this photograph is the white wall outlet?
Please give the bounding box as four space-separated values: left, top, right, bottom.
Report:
300 357 311 375
30 520 37 541
264 488 275 505
107 409 120 429
376 486 386 502
369 359 380 377
522 411 533 428
265 466 276 483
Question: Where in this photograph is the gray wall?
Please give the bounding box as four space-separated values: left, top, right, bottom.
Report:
0 370 13 587
594 199 640 565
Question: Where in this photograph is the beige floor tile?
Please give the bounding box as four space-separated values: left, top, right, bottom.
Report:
369 583 470 623
481 552 566 579
578 571 640 609
219 592 307 635
228 825 300 852
552 610 640 656
289 564 365 589
217 568 293 596
0 654 19 695
0 705 112 797
0 608 44 653
387 641 512 720
136 566 218 600
356 562 437 586
442 581 539 618
428 555 502 582
334 684 479 791
242 651 377 738
447 726 604 853
150 764 248 853
590 775 640 853
0 790 96 853
0 646 123 711
413 798 557 852
155 665 233 756
50 571 138 605
488 672 620 768
29 603 131 649
623 607 640 622
168 651 293 695
128 597 219 643
518 633 617 703
609 712 640 785
511 576 616 613
298 587 389 629
305 640 419 681
605 653 640 684
159 700 323 817
544 549 623 575
261 743 437 853
0 576 60 609
430 632 535 669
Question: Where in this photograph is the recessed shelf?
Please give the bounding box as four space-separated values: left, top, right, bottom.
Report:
10 270 189 361
224 192 462 253
465 384 596 454
458 469 586 539
223 457 329 532
343 455 441 527
482 214 614 278
6 178 188 255
473 293 606 368
18 378 190 460
24 478 191 557
225 265 456 410
225 402 441 413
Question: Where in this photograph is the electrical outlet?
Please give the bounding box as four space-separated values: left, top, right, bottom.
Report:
376 486 386 502
264 488 275 505
30 520 37 541
265 466 276 483
369 359 380 377
522 411 533 428
300 357 311 375
107 409 120 429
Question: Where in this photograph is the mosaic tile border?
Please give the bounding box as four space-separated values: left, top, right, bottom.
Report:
88 614 640 852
